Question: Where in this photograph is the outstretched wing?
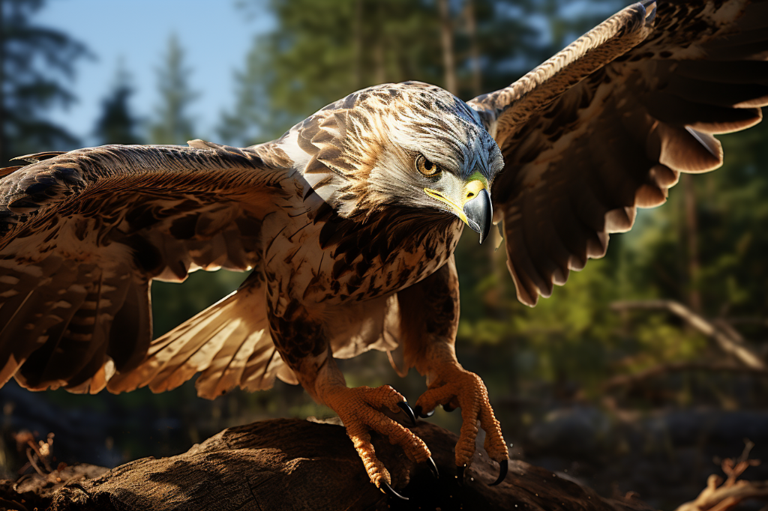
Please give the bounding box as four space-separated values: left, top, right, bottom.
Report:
469 0 768 306
0 141 291 394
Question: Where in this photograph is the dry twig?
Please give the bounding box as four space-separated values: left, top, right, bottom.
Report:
675 442 768 511
14 431 54 476
611 300 766 370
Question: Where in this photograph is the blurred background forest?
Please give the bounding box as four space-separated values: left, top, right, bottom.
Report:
1 0 767 508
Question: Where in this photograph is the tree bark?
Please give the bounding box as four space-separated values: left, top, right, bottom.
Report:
0 418 660 511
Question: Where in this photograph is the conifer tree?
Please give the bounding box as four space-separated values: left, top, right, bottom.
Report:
93 62 143 146
149 34 197 145
1 0 90 163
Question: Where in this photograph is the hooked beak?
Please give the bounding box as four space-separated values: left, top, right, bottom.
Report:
424 177 493 244
464 187 492 244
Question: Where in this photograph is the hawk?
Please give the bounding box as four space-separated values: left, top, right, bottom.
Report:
1 0 766 497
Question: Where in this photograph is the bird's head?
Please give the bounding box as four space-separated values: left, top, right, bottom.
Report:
293 82 504 243
376 83 504 244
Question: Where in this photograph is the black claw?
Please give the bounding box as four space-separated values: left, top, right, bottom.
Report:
443 404 456 413
427 457 439 479
489 459 508 486
456 464 466 485
381 482 409 501
413 405 434 418
397 401 417 426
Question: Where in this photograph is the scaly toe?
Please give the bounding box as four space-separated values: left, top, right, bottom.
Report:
415 366 509 481
330 385 433 488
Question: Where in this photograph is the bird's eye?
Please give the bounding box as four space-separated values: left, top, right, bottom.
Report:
416 154 441 177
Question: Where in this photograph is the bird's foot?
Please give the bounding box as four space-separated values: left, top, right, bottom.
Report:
414 364 509 485
322 384 433 496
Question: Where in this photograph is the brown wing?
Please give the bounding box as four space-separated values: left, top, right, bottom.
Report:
107 272 299 399
469 0 768 306
0 141 291 394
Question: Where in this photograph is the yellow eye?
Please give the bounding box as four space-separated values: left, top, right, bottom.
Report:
416 154 441 177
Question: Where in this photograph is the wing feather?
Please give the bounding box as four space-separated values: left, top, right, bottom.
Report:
0 142 289 392
470 0 657 146
108 276 297 399
470 0 767 305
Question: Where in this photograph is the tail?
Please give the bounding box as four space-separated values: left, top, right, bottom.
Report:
107 285 297 399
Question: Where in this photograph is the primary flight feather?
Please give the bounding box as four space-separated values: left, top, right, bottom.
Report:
1 0 766 494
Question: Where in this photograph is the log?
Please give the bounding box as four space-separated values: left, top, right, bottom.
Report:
1 418 654 511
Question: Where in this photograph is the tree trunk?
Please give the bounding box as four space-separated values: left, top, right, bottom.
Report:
0 418 657 511
464 0 482 98
438 0 457 95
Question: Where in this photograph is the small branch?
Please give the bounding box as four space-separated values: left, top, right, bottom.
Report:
675 442 768 511
611 300 766 370
674 477 768 511
25 448 45 477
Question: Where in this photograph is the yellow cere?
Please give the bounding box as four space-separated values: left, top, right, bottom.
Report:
462 179 487 206
424 173 487 225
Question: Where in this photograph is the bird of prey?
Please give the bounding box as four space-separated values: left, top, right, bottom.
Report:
1 0 766 497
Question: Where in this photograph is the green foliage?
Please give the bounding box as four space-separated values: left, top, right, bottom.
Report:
0 0 90 163
219 0 567 143
151 270 247 339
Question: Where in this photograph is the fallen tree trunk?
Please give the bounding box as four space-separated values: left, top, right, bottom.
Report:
2 418 654 511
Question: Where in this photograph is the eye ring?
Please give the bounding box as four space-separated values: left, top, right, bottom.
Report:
416 154 441 177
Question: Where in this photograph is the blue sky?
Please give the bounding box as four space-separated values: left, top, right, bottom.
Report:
35 0 273 146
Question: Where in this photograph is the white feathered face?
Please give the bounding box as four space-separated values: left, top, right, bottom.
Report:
334 82 504 242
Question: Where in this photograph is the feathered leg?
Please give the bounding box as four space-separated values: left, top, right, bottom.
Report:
267 299 432 495
398 255 509 485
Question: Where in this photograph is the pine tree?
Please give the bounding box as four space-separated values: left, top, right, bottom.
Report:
149 34 197 145
0 0 90 164
218 0 619 144
217 41 285 147
93 62 143 146
219 0 444 143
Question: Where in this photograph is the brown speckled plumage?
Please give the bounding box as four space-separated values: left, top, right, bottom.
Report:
471 0 768 306
1 0 766 489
